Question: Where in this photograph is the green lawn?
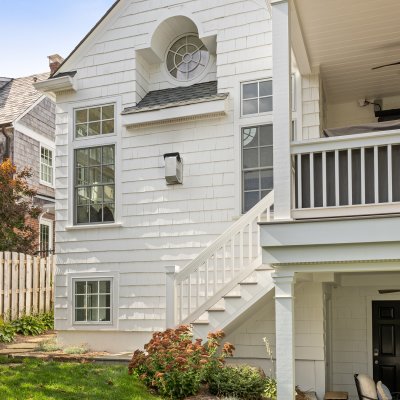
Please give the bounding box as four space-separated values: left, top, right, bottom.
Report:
0 358 162 400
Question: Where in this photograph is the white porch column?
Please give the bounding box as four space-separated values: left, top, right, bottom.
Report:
271 0 292 220
273 271 296 400
165 265 179 328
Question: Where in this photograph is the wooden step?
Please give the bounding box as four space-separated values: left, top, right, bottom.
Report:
207 307 225 312
192 320 209 325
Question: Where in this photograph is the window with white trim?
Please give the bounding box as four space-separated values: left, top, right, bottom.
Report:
74 279 111 323
241 80 273 116
39 219 53 256
40 146 53 185
242 125 273 212
75 104 115 138
74 145 115 224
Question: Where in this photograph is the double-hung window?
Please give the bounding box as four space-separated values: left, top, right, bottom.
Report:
241 79 273 116
242 125 273 212
73 103 116 225
40 146 54 186
75 145 115 224
74 279 111 323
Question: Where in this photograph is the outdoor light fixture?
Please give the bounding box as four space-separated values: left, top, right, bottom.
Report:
164 152 183 185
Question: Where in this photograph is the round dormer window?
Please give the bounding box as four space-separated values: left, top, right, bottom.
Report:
166 34 209 82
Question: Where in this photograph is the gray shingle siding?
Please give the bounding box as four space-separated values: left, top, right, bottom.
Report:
19 98 55 142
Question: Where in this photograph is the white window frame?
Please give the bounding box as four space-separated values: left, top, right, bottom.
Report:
39 217 53 255
241 78 273 117
39 145 54 187
74 103 115 140
72 278 113 325
74 144 116 225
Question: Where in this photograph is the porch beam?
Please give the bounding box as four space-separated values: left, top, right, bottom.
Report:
272 271 296 400
272 0 293 220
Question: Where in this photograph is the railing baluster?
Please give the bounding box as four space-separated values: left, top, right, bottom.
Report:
374 146 379 203
213 255 217 293
388 144 393 203
239 230 244 269
322 151 327 207
334 150 339 206
348 149 352 205
179 283 183 322
205 260 209 299
196 268 200 309
231 236 235 274
361 147 365 204
297 154 302 208
310 153 314 208
188 276 192 315
222 245 226 284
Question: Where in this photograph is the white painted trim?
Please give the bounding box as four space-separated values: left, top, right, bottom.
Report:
39 217 53 254
13 122 55 149
34 75 77 94
67 96 122 228
66 271 119 330
292 202 400 219
39 144 55 188
289 0 311 75
366 294 400 378
65 223 122 231
291 129 400 154
122 98 227 128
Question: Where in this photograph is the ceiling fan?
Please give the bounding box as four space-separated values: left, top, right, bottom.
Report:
378 289 400 294
372 61 400 70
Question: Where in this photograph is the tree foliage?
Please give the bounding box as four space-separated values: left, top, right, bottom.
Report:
0 159 41 254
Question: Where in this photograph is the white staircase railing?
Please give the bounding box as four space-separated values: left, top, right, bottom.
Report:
165 191 274 327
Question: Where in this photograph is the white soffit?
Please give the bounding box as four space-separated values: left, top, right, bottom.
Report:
294 0 400 103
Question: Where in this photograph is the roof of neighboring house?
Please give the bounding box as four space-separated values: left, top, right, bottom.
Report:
0 73 49 125
122 81 228 114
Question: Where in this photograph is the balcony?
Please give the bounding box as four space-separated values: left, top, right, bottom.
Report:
292 129 400 218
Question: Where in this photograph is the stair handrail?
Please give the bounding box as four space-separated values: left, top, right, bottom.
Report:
175 191 274 284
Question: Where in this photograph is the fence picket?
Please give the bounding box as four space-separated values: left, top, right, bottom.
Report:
3 252 11 321
45 256 52 312
39 258 46 313
25 255 32 314
19 253 26 317
32 257 40 314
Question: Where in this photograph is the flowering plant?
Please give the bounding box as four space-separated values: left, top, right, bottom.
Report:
128 325 234 399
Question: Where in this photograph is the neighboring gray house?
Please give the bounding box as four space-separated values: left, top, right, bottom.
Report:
0 70 56 255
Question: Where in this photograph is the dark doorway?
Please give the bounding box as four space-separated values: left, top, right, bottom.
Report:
372 301 400 392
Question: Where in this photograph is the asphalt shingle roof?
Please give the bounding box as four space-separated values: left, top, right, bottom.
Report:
122 81 228 114
0 73 49 125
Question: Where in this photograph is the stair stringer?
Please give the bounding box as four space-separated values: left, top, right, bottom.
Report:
191 269 275 340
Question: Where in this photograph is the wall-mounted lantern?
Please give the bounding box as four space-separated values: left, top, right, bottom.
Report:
164 152 183 185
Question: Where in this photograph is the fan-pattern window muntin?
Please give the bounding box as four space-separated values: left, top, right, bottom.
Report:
242 80 273 116
75 145 115 224
166 34 209 81
242 125 273 212
75 104 115 138
74 280 111 323
40 146 53 185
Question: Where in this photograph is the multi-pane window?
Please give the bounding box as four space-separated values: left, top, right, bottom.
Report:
39 222 52 256
40 147 53 185
74 280 111 323
242 125 273 212
75 104 115 138
242 80 273 116
75 145 115 224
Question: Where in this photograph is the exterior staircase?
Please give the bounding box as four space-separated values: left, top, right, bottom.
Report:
166 191 275 340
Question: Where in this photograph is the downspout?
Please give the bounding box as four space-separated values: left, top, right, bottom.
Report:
0 124 12 161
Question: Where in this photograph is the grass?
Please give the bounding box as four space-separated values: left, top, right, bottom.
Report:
0 358 162 400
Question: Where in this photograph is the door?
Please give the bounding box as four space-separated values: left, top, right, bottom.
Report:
372 301 400 392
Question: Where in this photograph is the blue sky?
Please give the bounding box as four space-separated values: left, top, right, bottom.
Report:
1 0 116 78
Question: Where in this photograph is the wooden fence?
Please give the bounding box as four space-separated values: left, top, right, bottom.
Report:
0 252 55 321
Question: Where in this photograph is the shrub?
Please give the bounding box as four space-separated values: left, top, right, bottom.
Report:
12 314 46 336
64 344 89 355
264 376 277 400
128 325 234 400
36 339 62 352
0 320 16 343
39 312 54 331
208 364 266 400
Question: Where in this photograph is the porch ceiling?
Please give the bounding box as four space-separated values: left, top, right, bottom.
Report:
294 0 400 103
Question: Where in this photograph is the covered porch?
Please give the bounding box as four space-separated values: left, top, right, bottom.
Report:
260 215 400 399
272 0 400 221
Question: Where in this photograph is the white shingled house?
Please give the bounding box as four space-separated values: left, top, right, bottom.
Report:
35 0 400 398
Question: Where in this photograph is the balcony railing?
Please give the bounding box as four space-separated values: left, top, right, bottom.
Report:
291 129 400 218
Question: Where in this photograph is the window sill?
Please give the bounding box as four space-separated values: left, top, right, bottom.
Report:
65 222 122 231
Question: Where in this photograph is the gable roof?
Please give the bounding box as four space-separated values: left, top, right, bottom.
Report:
0 73 49 125
122 81 228 114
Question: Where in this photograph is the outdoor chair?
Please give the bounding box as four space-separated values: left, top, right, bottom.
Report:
354 374 400 400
